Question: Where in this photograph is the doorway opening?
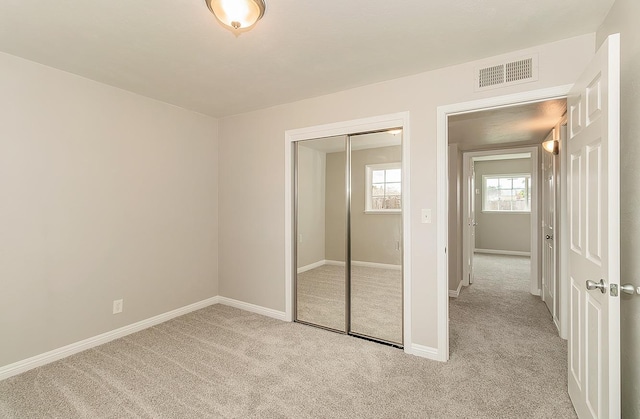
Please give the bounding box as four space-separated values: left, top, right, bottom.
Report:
436 87 572 361
458 147 540 297
448 99 566 356
436 35 620 416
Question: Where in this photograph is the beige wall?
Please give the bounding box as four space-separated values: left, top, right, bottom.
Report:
218 34 595 348
0 52 219 367
597 1 640 416
324 145 402 265
324 151 347 262
296 145 326 268
474 159 532 253
350 145 402 265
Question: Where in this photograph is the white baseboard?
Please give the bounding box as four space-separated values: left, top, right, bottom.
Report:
325 260 402 270
407 344 443 361
297 260 326 274
217 297 287 321
448 280 464 298
324 260 344 266
352 260 402 270
0 296 220 381
474 248 531 257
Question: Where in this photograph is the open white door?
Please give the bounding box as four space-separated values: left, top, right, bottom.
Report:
567 34 620 418
462 157 476 286
469 161 476 285
542 133 558 322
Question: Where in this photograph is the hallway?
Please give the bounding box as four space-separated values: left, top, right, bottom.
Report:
449 253 575 417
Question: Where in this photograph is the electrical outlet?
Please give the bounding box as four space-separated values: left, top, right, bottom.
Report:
113 299 123 314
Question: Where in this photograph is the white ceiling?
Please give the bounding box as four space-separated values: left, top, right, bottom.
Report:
448 99 567 150
0 1 614 117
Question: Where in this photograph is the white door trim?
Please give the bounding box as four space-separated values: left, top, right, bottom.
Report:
284 112 413 353
558 124 569 340
461 154 476 287
436 85 572 361
462 146 540 296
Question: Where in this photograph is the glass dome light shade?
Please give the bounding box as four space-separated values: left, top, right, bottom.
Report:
206 0 266 30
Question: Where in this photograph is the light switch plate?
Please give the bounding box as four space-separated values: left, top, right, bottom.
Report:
421 209 432 224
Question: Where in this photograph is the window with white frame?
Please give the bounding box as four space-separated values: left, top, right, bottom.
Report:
365 163 401 213
482 174 531 212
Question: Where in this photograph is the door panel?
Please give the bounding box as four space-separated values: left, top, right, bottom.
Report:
586 142 602 265
586 295 603 417
567 34 620 419
569 277 582 386
570 151 583 254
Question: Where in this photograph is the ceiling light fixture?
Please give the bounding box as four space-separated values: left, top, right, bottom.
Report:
205 0 266 32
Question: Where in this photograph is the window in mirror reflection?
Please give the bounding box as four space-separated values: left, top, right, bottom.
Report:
365 162 401 212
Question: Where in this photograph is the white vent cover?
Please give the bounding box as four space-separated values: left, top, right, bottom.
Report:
475 54 538 91
478 64 504 88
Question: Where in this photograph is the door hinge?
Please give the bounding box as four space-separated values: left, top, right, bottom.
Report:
610 284 618 297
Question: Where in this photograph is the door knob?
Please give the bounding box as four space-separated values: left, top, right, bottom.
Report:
586 279 607 294
621 284 637 295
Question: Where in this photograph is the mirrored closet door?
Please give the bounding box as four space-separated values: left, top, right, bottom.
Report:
295 136 347 332
349 132 403 345
294 130 403 346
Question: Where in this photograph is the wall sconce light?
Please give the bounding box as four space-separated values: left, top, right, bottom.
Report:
542 139 559 155
205 0 266 32
542 127 560 155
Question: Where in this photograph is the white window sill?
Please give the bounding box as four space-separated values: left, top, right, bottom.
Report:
364 210 402 215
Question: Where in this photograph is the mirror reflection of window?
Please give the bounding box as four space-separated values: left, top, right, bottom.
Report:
366 163 401 212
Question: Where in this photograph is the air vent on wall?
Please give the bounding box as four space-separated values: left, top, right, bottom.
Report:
475 54 538 91
478 64 504 88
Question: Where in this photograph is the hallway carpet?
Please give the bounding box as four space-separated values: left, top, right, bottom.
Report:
0 254 575 418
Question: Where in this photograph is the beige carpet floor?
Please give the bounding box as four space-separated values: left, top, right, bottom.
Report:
296 264 403 344
0 254 575 418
